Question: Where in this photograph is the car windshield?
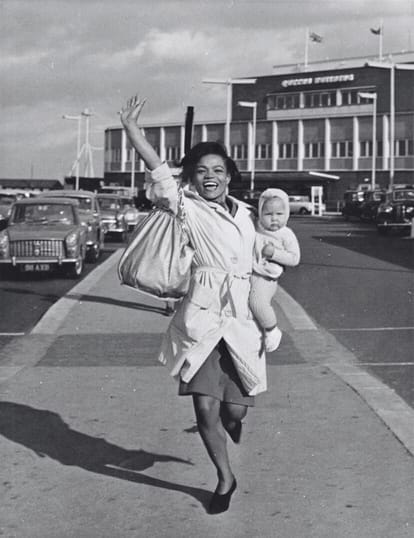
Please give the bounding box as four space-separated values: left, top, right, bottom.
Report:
10 203 75 225
64 196 93 210
98 197 121 210
393 189 414 201
119 198 134 209
0 194 17 205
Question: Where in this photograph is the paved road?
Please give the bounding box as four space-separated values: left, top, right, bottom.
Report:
283 216 414 407
1 216 413 408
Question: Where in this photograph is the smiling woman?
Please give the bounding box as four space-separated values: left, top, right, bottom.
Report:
120 95 266 514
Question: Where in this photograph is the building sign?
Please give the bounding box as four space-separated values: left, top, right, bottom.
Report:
281 73 355 88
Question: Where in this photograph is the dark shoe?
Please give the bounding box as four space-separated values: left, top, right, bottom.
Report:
208 478 237 514
227 421 242 444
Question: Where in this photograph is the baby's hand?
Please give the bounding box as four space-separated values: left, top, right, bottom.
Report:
262 242 275 259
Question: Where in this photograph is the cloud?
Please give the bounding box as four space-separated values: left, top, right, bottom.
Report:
0 0 413 178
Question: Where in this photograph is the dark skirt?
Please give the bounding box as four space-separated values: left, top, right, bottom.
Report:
179 339 255 406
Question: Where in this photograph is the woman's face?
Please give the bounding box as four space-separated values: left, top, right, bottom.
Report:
191 154 230 203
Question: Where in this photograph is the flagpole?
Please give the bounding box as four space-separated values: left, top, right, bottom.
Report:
305 27 309 68
379 19 383 61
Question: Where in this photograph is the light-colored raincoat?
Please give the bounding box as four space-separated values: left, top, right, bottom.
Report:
146 163 266 396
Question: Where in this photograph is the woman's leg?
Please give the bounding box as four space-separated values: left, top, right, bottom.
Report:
192 394 235 494
221 402 248 443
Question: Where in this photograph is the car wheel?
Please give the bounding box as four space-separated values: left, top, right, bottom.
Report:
86 242 100 263
67 257 84 278
299 207 308 215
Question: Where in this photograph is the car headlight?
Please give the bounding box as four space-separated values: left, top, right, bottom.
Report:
0 230 10 258
381 205 393 213
65 231 79 256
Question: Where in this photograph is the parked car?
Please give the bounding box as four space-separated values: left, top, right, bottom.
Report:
341 190 366 221
288 195 326 215
118 195 140 230
359 189 386 222
40 190 104 261
0 197 87 278
0 190 30 230
376 186 414 235
96 193 128 241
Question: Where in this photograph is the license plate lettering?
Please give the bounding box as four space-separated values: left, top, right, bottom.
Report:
23 263 50 272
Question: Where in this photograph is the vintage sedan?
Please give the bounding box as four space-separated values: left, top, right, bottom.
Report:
96 193 128 241
119 195 140 230
341 190 365 221
0 197 87 277
376 186 414 235
359 189 386 222
288 195 326 215
40 190 104 261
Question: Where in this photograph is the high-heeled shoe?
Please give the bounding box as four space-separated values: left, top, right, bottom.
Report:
208 478 237 514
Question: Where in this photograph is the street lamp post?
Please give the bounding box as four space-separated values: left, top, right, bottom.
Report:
62 113 82 190
238 100 257 193
81 108 94 178
366 61 414 189
131 147 136 196
202 78 257 154
358 92 377 190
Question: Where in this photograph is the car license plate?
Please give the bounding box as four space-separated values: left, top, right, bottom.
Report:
23 263 50 272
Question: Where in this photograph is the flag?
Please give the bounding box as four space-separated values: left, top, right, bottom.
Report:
370 27 382 35
309 32 323 43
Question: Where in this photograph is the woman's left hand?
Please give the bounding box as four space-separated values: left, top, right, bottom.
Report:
119 95 146 130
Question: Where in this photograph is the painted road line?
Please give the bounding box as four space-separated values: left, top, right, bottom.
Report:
330 327 414 331
277 288 414 457
358 362 414 367
32 249 123 335
0 333 25 336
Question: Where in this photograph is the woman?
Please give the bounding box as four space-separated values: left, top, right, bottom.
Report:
120 96 267 514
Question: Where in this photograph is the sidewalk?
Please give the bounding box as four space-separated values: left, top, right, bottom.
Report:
0 250 413 538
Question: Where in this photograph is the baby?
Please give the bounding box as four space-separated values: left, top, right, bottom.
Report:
249 188 301 352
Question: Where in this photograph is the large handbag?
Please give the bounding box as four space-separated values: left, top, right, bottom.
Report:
117 190 194 300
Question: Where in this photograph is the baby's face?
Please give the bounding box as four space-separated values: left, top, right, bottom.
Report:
260 197 285 231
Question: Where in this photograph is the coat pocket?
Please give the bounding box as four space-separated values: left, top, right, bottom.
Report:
180 281 218 341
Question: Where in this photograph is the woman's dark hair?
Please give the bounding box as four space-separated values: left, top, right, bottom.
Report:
179 141 241 183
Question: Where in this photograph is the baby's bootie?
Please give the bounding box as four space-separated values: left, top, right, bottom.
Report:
265 326 282 352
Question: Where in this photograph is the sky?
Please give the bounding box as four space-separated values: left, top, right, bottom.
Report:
1 0 413 180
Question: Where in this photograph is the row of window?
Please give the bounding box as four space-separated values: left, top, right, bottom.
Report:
111 139 414 164
267 89 375 111
233 139 414 160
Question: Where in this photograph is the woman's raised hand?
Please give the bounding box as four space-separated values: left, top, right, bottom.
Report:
119 95 146 129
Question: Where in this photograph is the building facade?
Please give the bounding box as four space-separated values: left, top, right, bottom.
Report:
104 52 414 207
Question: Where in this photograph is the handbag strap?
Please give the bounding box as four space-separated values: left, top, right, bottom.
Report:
176 187 192 245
